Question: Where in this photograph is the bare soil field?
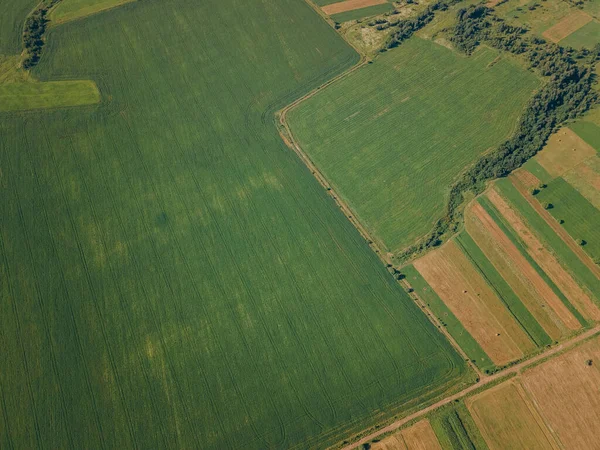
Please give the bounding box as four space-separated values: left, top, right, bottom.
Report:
511 171 600 279
414 240 532 365
521 336 600 449
536 128 597 177
542 11 593 43
466 202 579 335
487 188 600 321
322 0 388 15
466 382 559 450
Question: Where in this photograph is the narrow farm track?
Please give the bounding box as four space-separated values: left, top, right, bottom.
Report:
340 326 600 450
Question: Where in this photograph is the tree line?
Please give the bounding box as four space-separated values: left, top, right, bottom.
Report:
22 0 61 69
399 5 599 261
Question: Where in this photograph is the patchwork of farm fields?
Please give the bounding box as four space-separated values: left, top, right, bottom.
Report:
0 0 472 448
287 37 540 253
407 119 600 371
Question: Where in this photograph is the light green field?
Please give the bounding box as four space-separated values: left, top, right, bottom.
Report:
287 38 540 253
49 0 136 24
0 0 468 448
570 120 600 151
331 3 393 22
430 401 489 450
0 80 100 111
537 177 600 261
560 20 600 49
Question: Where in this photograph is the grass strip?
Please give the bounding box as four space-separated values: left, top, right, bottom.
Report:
456 232 552 347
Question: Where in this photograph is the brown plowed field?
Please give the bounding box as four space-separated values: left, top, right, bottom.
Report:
487 188 600 321
542 11 593 43
536 128 597 177
322 0 388 15
466 202 579 334
414 241 531 365
372 434 407 450
511 171 600 279
521 337 600 449
401 419 442 450
466 382 559 450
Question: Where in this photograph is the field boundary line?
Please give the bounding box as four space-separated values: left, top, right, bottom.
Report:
338 325 600 450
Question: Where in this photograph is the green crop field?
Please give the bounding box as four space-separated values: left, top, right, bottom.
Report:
49 0 136 24
287 38 540 253
331 3 394 23
0 0 39 53
537 177 600 261
0 80 100 111
570 120 600 151
0 0 468 448
560 20 600 49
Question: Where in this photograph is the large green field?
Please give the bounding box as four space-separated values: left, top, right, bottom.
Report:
0 0 467 448
287 38 541 253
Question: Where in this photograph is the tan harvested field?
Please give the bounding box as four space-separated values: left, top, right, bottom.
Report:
467 382 558 450
321 0 388 15
563 158 600 210
521 337 600 449
401 419 442 450
414 240 532 365
536 128 597 177
542 11 593 43
372 434 407 450
487 188 600 321
371 419 441 450
511 171 600 279
466 202 579 336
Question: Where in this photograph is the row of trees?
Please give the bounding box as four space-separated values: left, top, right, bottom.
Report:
22 0 61 69
399 5 600 260
382 0 463 48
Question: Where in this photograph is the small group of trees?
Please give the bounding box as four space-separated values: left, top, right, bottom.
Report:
22 0 61 69
399 5 600 261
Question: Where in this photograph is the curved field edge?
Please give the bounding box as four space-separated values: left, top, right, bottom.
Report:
49 0 137 25
285 37 541 254
0 0 470 448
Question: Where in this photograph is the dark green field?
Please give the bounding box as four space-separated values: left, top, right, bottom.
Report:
0 0 467 448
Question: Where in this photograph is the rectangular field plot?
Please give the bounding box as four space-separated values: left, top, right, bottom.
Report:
0 0 468 448
521 336 600 449
0 80 100 112
537 177 600 261
466 382 558 450
413 240 535 366
542 10 593 42
287 38 540 253
559 19 600 49
535 127 597 178
372 419 442 450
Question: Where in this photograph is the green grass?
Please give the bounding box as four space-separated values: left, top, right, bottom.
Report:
49 0 137 24
0 0 468 448
430 402 489 450
537 177 600 261
570 120 600 151
0 0 40 54
403 265 494 372
495 178 600 304
522 159 554 183
478 192 588 327
560 20 600 49
456 232 552 348
331 3 393 22
287 38 540 253
0 80 100 111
